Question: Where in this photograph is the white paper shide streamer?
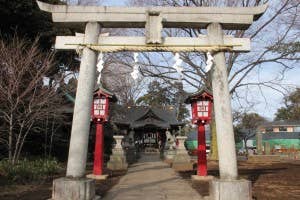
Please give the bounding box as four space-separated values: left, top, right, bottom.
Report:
172 53 184 77
131 52 140 80
204 52 214 73
97 52 104 84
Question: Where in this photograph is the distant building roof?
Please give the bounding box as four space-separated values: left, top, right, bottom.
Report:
262 132 300 140
259 120 300 127
110 105 184 129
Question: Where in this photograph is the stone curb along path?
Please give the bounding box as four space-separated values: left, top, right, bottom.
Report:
102 154 203 200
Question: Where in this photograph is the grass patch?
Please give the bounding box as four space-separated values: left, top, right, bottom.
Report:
0 158 62 184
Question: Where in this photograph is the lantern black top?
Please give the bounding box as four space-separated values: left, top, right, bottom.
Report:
92 84 117 122
94 84 118 103
184 87 213 104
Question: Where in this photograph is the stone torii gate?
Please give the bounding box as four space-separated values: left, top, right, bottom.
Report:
37 1 267 200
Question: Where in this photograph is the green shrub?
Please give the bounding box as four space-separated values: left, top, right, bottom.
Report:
0 158 62 184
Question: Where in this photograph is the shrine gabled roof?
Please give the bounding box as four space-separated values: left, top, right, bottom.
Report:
110 105 184 129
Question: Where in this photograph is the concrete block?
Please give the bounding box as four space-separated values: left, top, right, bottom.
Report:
172 142 193 171
107 154 128 171
164 149 176 161
191 175 214 181
86 174 108 180
209 179 252 200
172 162 193 171
50 177 100 200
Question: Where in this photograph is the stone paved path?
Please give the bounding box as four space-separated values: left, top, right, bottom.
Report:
102 154 203 200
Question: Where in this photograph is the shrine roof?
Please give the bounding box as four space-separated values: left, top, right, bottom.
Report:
110 105 184 129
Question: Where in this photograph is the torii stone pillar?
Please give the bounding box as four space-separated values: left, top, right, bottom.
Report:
67 22 100 178
208 23 251 200
52 22 101 200
208 23 238 180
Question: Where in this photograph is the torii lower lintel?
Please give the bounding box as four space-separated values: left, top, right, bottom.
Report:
55 36 250 52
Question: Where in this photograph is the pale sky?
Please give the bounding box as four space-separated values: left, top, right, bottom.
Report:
101 0 127 6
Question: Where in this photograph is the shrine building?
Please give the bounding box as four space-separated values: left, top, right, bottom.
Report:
110 105 184 150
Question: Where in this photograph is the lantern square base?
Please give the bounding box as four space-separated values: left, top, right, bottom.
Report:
86 174 108 180
191 175 214 181
107 154 128 171
49 177 100 200
209 178 252 200
172 162 193 171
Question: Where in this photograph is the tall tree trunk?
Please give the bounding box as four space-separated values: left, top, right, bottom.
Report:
209 117 219 160
12 123 24 164
16 123 33 161
49 117 56 157
8 113 13 162
44 116 49 158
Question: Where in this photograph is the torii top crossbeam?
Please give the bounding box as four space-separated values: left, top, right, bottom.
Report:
37 1 267 53
37 1 267 30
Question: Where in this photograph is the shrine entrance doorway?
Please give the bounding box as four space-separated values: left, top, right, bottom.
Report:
135 127 165 153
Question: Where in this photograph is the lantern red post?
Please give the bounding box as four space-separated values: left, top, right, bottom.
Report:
197 123 207 176
91 95 108 176
93 122 104 175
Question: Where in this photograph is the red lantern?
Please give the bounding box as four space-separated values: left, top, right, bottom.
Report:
185 88 213 177
190 90 213 125
92 92 110 122
91 85 117 176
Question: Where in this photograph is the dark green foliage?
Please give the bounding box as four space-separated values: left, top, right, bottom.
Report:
275 88 300 121
238 113 267 131
136 80 189 121
234 112 267 148
0 0 64 49
0 0 79 73
136 81 175 107
0 158 62 184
